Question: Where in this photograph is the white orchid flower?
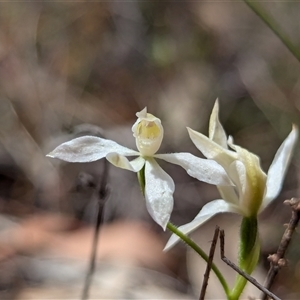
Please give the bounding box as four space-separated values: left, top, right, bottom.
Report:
165 100 298 250
47 107 231 230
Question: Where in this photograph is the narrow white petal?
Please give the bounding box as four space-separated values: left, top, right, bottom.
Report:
155 153 232 186
187 127 237 170
47 136 139 163
164 200 241 251
129 156 146 172
144 158 175 230
228 160 246 198
262 126 298 211
209 99 228 148
217 185 239 205
106 153 145 172
228 160 256 215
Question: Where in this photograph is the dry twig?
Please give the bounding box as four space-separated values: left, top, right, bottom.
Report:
219 230 280 300
199 226 220 300
81 158 110 300
262 198 300 300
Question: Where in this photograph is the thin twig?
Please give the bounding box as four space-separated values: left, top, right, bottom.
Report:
81 158 110 300
219 230 281 300
262 198 300 300
199 226 220 300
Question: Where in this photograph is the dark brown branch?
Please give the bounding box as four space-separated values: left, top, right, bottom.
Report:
219 230 281 300
199 226 220 300
262 197 300 300
81 158 110 300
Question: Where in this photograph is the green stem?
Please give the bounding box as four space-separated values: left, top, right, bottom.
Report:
229 274 248 300
229 216 260 299
167 222 230 297
137 165 146 196
243 0 300 63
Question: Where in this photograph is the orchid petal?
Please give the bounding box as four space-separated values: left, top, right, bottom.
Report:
262 125 298 211
144 158 174 230
47 136 139 163
209 99 228 148
164 199 242 251
217 185 239 205
106 153 145 172
155 152 232 186
187 127 237 170
228 160 246 198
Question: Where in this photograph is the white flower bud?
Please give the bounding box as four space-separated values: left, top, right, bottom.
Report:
132 107 164 156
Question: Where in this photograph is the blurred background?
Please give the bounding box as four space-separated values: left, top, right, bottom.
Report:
0 1 299 299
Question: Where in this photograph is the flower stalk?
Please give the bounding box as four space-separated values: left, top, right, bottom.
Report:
229 216 260 299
